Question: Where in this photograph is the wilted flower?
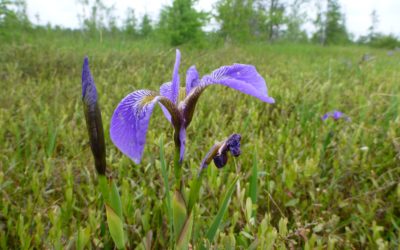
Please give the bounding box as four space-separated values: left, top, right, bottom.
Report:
321 110 350 122
200 134 242 172
110 50 274 164
82 57 106 175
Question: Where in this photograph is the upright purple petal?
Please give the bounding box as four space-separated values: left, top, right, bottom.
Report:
171 49 181 104
110 90 164 164
200 64 275 103
185 66 199 96
159 82 173 122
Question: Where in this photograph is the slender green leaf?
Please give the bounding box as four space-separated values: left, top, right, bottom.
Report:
159 137 174 243
249 153 258 204
76 226 90 250
176 212 194 250
206 176 239 242
109 179 123 219
172 191 187 242
46 126 57 157
98 175 109 202
187 173 203 213
105 205 125 250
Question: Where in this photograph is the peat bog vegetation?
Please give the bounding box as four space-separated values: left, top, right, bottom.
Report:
0 36 400 249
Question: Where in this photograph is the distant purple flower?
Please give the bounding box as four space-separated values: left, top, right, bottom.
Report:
110 50 274 164
200 134 242 172
322 110 350 122
82 57 106 175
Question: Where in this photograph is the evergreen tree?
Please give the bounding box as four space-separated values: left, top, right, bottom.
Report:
139 14 152 37
311 0 326 45
158 0 207 46
325 0 349 44
368 9 379 42
124 8 137 37
312 0 348 45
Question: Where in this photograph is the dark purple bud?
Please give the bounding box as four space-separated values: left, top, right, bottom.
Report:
226 133 241 157
82 57 106 175
213 152 228 168
199 133 242 175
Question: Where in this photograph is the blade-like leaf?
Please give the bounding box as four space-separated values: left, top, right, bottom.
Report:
105 204 125 249
187 173 203 213
172 191 187 242
109 179 123 219
98 175 109 202
159 137 174 245
249 153 258 204
206 176 239 242
176 212 194 250
76 226 90 250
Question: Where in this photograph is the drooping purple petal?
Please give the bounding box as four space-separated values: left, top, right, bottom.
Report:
110 90 164 164
185 65 199 96
200 64 275 103
171 49 181 104
321 110 350 121
82 57 97 106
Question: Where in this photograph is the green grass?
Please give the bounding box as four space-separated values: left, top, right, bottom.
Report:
0 35 399 249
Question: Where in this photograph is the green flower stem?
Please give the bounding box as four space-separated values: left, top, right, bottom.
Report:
174 147 182 190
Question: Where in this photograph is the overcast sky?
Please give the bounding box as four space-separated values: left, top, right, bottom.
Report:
25 0 400 38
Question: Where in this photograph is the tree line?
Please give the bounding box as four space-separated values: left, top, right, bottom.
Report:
1 0 399 48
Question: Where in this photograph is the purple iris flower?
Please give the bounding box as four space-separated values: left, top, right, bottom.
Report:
321 110 350 122
110 50 274 164
82 57 106 175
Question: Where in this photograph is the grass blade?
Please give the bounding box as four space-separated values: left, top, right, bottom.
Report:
159 137 174 244
173 191 187 241
206 176 239 242
176 212 194 250
249 153 258 204
105 205 125 249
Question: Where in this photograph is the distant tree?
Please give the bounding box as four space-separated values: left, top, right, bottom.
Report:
139 14 152 37
368 9 378 42
312 0 348 45
262 0 286 41
324 0 349 44
124 8 137 37
77 0 115 39
158 0 207 46
0 0 31 40
311 0 326 44
0 0 30 27
283 0 309 42
215 0 255 42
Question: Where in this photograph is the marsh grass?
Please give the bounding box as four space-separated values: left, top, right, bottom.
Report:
0 35 399 248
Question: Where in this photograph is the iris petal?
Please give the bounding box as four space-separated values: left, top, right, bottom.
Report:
200 64 275 103
110 90 164 164
159 82 173 122
185 65 199 96
171 49 181 104
181 64 274 128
